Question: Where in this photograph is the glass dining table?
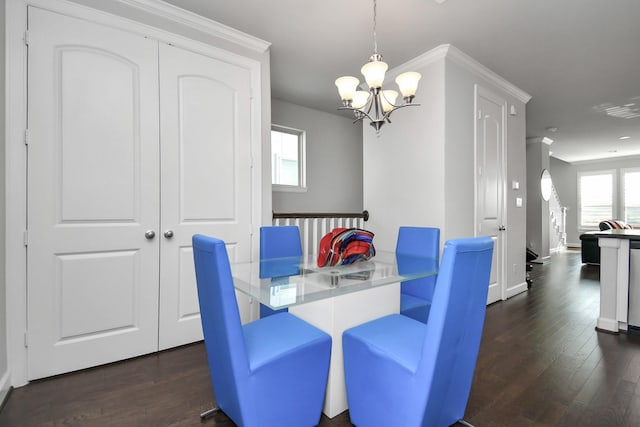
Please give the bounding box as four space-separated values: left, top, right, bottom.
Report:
230 251 438 418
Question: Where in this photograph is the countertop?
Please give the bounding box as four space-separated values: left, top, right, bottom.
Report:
594 229 640 239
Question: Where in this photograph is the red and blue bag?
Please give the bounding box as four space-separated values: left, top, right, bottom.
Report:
317 228 375 267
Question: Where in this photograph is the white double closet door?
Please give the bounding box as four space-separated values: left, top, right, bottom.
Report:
26 7 252 380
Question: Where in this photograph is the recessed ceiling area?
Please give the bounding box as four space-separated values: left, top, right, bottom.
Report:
163 0 640 164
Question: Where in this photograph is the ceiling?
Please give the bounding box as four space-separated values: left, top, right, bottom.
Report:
163 0 640 164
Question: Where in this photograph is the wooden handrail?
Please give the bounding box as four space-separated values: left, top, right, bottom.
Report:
272 211 370 256
272 210 369 221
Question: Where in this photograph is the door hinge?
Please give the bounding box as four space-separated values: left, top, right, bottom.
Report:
24 331 29 348
24 30 30 46
23 230 28 246
24 129 30 145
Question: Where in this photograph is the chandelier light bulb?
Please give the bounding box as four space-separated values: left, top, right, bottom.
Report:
361 60 388 89
352 91 371 110
396 72 422 101
380 90 399 112
335 76 360 103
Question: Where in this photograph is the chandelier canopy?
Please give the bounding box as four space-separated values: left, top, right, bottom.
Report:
335 0 421 134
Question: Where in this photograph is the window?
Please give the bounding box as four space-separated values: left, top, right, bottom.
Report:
271 125 306 192
578 171 615 229
623 169 640 226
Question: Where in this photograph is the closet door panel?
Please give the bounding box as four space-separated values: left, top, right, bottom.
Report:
179 76 236 219
158 44 253 349
27 7 161 380
60 49 138 220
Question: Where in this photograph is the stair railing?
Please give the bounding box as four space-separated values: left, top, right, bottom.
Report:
272 210 369 256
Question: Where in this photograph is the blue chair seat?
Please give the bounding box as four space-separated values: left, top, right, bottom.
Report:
399 293 432 324
244 312 330 371
344 313 425 374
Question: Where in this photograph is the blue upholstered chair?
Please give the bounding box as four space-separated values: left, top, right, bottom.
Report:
343 237 494 427
192 234 331 427
259 225 303 317
397 226 440 323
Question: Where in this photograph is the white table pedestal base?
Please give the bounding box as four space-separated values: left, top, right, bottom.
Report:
290 283 400 418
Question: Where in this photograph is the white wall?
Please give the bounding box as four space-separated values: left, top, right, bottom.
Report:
0 0 9 402
444 59 477 241
445 54 529 295
550 155 640 246
363 54 446 251
526 140 551 257
364 45 529 296
271 99 363 213
505 104 529 292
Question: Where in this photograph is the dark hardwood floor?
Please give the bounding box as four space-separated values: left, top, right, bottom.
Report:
2 249 640 426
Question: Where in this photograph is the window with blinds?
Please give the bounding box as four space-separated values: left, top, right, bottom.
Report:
578 171 614 229
623 169 640 227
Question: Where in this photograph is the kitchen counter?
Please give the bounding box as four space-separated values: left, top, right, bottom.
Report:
596 230 640 333
593 229 640 239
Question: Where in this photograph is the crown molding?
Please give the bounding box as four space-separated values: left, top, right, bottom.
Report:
392 44 531 104
389 44 451 76
115 0 271 53
446 45 531 104
566 153 640 165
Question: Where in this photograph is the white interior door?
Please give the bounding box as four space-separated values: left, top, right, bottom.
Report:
475 85 506 305
157 44 253 349
27 7 161 379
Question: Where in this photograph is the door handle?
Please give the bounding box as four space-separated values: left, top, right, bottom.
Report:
498 226 506 231
145 230 156 239
164 230 174 239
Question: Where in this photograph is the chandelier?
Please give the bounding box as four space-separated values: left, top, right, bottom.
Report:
335 0 421 134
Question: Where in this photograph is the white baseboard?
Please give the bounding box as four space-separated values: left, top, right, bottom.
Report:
0 368 11 407
506 281 528 299
596 316 621 333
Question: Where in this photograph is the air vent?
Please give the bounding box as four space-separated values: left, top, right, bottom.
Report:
593 100 640 119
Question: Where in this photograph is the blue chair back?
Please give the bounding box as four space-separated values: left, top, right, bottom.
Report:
260 225 303 259
419 236 494 426
259 226 302 317
192 234 249 425
396 226 440 300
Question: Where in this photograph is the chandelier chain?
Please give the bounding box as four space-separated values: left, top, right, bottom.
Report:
372 0 378 55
